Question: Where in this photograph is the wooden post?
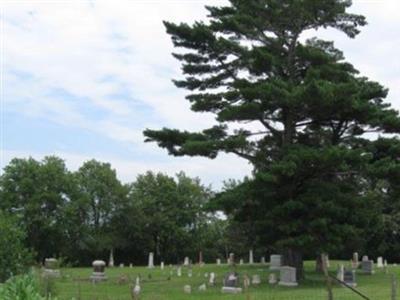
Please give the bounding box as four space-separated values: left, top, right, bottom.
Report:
392 274 397 300
322 253 333 300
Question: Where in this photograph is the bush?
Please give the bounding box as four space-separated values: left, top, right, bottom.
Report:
0 272 58 300
0 210 33 282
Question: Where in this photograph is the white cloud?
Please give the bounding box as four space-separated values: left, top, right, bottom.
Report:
2 0 399 186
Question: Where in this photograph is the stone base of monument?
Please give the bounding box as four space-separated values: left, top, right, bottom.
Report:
221 287 242 294
43 269 61 278
278 281 298 287
90 272 108 282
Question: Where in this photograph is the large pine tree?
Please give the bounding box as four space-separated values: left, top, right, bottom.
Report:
144 0 400 278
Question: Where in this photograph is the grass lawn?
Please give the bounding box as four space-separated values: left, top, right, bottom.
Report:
52 261 400 300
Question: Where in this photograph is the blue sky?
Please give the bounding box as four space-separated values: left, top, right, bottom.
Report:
1 0 399 189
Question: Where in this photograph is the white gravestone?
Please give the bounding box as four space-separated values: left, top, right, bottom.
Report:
252 274 261 285
268 273 277 284
278 266 298 287
229 253 235 265
109 250 114 267
177 267 182 277
362 255 369 262
147 252 154 268
183 285 191 294
249 250 254 264
160 262 164 270
239 259 244 265
270 254 282 270
132 277 140 299
209 272 216 286
198 283 207 291
261 256 266 264
377 257 383 268
184 257 190 266
216 258 221 265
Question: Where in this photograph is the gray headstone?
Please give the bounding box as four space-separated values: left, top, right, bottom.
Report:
343 269 357 287
361 260 374 275
90 260 107 282
278 266 298 287
223 272 239 287
221 287 243 294
270 254 282 270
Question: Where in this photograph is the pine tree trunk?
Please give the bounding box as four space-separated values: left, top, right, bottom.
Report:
283 248 304 280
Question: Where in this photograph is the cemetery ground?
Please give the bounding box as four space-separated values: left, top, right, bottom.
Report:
50 260 399 300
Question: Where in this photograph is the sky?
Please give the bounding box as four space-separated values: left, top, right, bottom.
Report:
1 0 399 190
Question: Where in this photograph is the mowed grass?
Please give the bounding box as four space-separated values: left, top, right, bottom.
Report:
53 261 400 300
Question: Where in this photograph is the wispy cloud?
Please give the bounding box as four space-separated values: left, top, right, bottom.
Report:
2 0 399 187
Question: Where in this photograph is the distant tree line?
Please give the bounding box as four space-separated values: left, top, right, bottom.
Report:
0 153 399 282
0 156 257 272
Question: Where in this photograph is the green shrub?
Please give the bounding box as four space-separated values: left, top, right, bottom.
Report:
0 272 58 300
0 210 33 282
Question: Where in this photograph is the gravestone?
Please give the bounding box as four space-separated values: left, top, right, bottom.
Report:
343 270 357 287
252 274 261 285
352 252 359 269
119 263 124 268
337 264 344 282
216 258 221 265
249 250 254 264
209 272 216 286
160 261 164 270
229 253 235 265
261 256 266 264
377 257 383 268
223 271 240 287
43 258 60 278
177 267 182 277
147 252 154 268
361 260 374 275
108 250 114 267
239 259 244 265
270 254 282 270
188 269 193 278
129 263 133 268
90 260 107 282
222 272 242 294
184 257 190 266
243 274 250 289
132 277 140 300
198 283 207 291
183 285 191 294
362 255 369 262
268 273 277 284
278 266 298 287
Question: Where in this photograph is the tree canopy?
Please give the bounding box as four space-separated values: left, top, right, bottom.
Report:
144 0 400 277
